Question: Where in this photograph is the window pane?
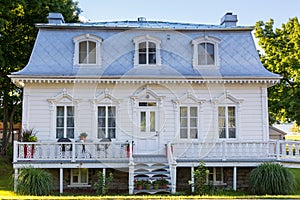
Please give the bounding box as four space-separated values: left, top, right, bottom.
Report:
148 53 156 64
139 42 146 52
190 107 197 117
88 41 96 64
67 106 74 116
98 107 105 117
180 107 187 117
57 106 64 116
198 43 206 65
67 128 74 138
108 128 116 138
180 128 188 138
180 118 187 127
56 128 64 138
206 43 214 65
219 128 226 138
57 118 64 127
190 118 197 127
229 128 236 138
140 112 146 132
215 168 222 181
148 42 156 52
79 41 87 64
190 128 198 139
98 128 105 138
150 111 155 132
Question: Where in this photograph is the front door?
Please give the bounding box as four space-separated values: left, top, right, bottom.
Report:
135 102 159 154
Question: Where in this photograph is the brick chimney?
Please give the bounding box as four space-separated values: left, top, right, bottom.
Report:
220 12 238 27
47 13 65 24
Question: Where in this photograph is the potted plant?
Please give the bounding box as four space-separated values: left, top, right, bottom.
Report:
79 132 88 141
134 179 143 190
143 180 151 190
21 129 37 158
156 177 169 189
153 181 159 190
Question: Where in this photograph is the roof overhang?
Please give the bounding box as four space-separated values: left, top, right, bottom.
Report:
9 75 281 88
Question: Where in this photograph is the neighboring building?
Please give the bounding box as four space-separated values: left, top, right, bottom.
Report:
269 126 287 140
10 12 299 194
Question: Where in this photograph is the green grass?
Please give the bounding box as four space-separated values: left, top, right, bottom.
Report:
1 156 300 199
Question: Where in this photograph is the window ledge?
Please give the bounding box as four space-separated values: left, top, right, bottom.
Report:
134 64 162 69
73 64 102 68
67 184 91 188
193 65 220 70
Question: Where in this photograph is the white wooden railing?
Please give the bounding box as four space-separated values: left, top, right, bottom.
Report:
13 141 130 163
171 140 300 161
13 140 300 163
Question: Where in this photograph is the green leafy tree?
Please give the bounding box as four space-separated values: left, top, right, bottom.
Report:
255 17 300 124
0 0 81 155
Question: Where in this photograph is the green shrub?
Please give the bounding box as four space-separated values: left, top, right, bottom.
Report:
94 171 113 195
193 161 212 195
17 167 53 195
249 162 296 195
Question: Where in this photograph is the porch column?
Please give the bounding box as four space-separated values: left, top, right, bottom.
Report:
191 166 194 193
14 168 18 193
128 160 134 194
233 166 237 191
60 168 63 194
171 162 177 194
102 168 106 194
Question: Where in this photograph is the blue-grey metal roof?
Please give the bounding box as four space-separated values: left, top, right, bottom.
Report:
12 20 279 79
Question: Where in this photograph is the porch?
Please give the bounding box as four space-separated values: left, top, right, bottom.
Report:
12 140 300 194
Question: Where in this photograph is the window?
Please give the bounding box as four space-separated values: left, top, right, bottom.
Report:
180 106 198 139
79 41 96 64
198 42 214 65
56 106 74 139
133 35 161 67
98 106 116 139
192 36 220 67
71 168 88 185
207 167 224 185
73 34 102 66
218 106 236 138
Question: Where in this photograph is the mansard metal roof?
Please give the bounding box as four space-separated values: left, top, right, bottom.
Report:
11 18 280 83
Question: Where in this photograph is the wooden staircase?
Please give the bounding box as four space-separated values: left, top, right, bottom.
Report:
133 155 171 194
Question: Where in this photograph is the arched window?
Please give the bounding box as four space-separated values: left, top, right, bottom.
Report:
73 34 102 66
192 36 220 67
133 35 161 67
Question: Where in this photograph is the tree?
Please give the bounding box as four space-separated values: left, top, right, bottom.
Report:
255 17 300 125
0 0 81 155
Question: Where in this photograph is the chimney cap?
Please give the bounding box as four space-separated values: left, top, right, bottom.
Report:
220 12 238 27
47 13 65 24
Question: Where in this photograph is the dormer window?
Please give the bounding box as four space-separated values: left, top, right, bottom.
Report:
192 36 220 68
133 35 161 67
73 34 102 66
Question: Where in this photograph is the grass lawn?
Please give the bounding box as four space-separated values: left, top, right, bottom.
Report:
1 156 300 199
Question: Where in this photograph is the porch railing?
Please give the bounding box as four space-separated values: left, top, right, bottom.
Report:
13 141 130 163
171 140 300 162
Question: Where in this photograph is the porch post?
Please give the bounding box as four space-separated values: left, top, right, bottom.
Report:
171 162 177 194
59 168 63 194
191 166 194 193
102 168 106 194
14 168 18 193
233 166 237 191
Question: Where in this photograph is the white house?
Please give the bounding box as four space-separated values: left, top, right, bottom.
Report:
10 12 300 194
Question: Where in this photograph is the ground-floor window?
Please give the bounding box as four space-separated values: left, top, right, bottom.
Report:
207 167 224 185
70 168 88 185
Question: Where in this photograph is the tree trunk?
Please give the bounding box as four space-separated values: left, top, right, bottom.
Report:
1 94 8 155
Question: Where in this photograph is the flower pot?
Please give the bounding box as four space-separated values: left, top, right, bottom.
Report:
136 185 142 190
24 144 34 158
161 185 168 189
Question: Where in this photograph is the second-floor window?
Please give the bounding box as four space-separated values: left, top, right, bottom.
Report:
73 34 102 66
192 36 220 67
138 41 156 65
180 106 198 139
56 106 74 139
198 42 214 65
98 106 116 139
218 106 236 138
133 35 161 67
79 41 96 64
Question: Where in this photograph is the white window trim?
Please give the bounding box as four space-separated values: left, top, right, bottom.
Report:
73 34 102 67
97 105 117 139
47 89 81 141
218 105 237 139
133 35 162 67
207 167 226 186
56 105 75 139
70 168 89 186
192 36 220 68
179 106 199 139
91 89 120 140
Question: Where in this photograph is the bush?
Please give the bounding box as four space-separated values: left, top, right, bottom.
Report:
94 171 113 195
17 167 53 195
193 161 212 195
248 162 296 195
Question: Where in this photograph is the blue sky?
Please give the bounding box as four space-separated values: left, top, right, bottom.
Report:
77 0 299 28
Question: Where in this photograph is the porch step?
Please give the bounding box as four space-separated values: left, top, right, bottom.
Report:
133 155 171 194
